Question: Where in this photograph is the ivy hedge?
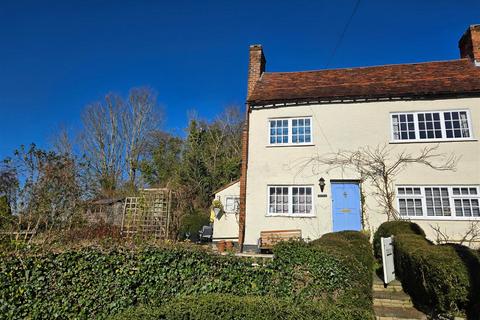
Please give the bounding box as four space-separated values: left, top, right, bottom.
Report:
374 221 480 319
0 231 374 319
112 294 373 320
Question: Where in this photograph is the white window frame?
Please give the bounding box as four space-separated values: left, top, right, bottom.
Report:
396 185 480 220
224 196 240 213
266 185 315 217
267 117 314 146
390 109 474 143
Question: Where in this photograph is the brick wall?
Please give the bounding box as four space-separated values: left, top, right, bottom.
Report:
239 45 266 251
459 24 480 62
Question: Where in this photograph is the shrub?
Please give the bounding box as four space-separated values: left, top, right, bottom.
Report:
272 240 371 310
373 220 425 258
179 211 210 241
311 231 374 272
394 234 480 318
112 294 373 320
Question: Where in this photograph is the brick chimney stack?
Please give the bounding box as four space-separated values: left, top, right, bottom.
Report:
459 25 480 64
247 44 266 98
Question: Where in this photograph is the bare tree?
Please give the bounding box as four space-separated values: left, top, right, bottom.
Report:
305 144 457 220
51 125 74 156
122 87 161 189
203 105 244 180
5 145 82 242
80 88 161 196
431 222 480 246
81 94 124 196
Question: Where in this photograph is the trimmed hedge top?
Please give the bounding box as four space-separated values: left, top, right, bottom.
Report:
373 220 426 258
112 294 373 320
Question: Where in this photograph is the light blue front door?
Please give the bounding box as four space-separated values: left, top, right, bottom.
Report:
332 182 362 232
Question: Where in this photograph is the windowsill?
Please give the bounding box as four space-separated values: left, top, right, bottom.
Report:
266 213 316 218
389 138 477 144
266 143 315 148
401 216 480 221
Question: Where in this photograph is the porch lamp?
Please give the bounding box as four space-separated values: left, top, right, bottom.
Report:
318 177 326 193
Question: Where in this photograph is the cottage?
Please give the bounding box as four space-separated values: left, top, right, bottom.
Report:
213 25 480 251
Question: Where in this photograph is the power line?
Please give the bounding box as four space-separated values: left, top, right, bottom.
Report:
325 0 361 67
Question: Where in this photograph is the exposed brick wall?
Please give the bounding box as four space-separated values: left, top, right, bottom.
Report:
247 45 266 99
238 121 249 250
239 45 266 251
459 24 480 62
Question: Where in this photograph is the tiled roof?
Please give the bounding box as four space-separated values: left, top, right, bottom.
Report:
247 59 480 105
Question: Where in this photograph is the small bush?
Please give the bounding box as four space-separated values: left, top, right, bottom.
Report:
311 231 374 272
394 234 480 318
272 240 372 310
373 220 425 258
112 294 374 320
179 211 210 241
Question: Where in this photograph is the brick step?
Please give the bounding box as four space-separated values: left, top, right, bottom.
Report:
374 290 411 301
374 298 414 308
374 306 427 320
373 283 403 292
373 277 402 287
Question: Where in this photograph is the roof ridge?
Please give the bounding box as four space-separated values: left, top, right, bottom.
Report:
262 58 473 75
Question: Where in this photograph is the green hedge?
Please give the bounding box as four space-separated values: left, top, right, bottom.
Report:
112 294 373 320
374 220 480 318
394 234 480 318
373 220 425 258
0 245 271 319
0 231 374 319
311 230 374 272
272 240 372 310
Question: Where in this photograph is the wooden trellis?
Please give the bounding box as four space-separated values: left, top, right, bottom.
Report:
121 188 172 240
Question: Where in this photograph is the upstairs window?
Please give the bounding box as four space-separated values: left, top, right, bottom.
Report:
391 110 472 142
392 114 416 140
270 119 289 144
269 117 312 145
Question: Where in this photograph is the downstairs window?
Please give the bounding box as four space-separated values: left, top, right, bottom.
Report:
397 185 479 219
268 186 313 216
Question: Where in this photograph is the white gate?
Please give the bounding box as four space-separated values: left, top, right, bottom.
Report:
381 236 395 284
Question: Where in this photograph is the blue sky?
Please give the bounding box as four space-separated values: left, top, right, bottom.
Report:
1 0 479 159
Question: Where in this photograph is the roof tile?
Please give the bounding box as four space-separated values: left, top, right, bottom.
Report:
248 59 480 105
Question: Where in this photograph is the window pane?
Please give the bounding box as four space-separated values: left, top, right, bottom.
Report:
392 114 415 140
418 112 442 140
269 187 289 214
444 111 470 139
397 187 423 217
291 117 311 144
425 187 450 217
270 119 289 144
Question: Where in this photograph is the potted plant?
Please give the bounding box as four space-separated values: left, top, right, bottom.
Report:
216 240 226 252
211 199 224 218
225 240 234 252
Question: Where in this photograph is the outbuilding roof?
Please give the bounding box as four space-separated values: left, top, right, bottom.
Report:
247 59 480 106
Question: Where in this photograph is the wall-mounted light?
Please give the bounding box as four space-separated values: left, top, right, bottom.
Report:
318 177 326 193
